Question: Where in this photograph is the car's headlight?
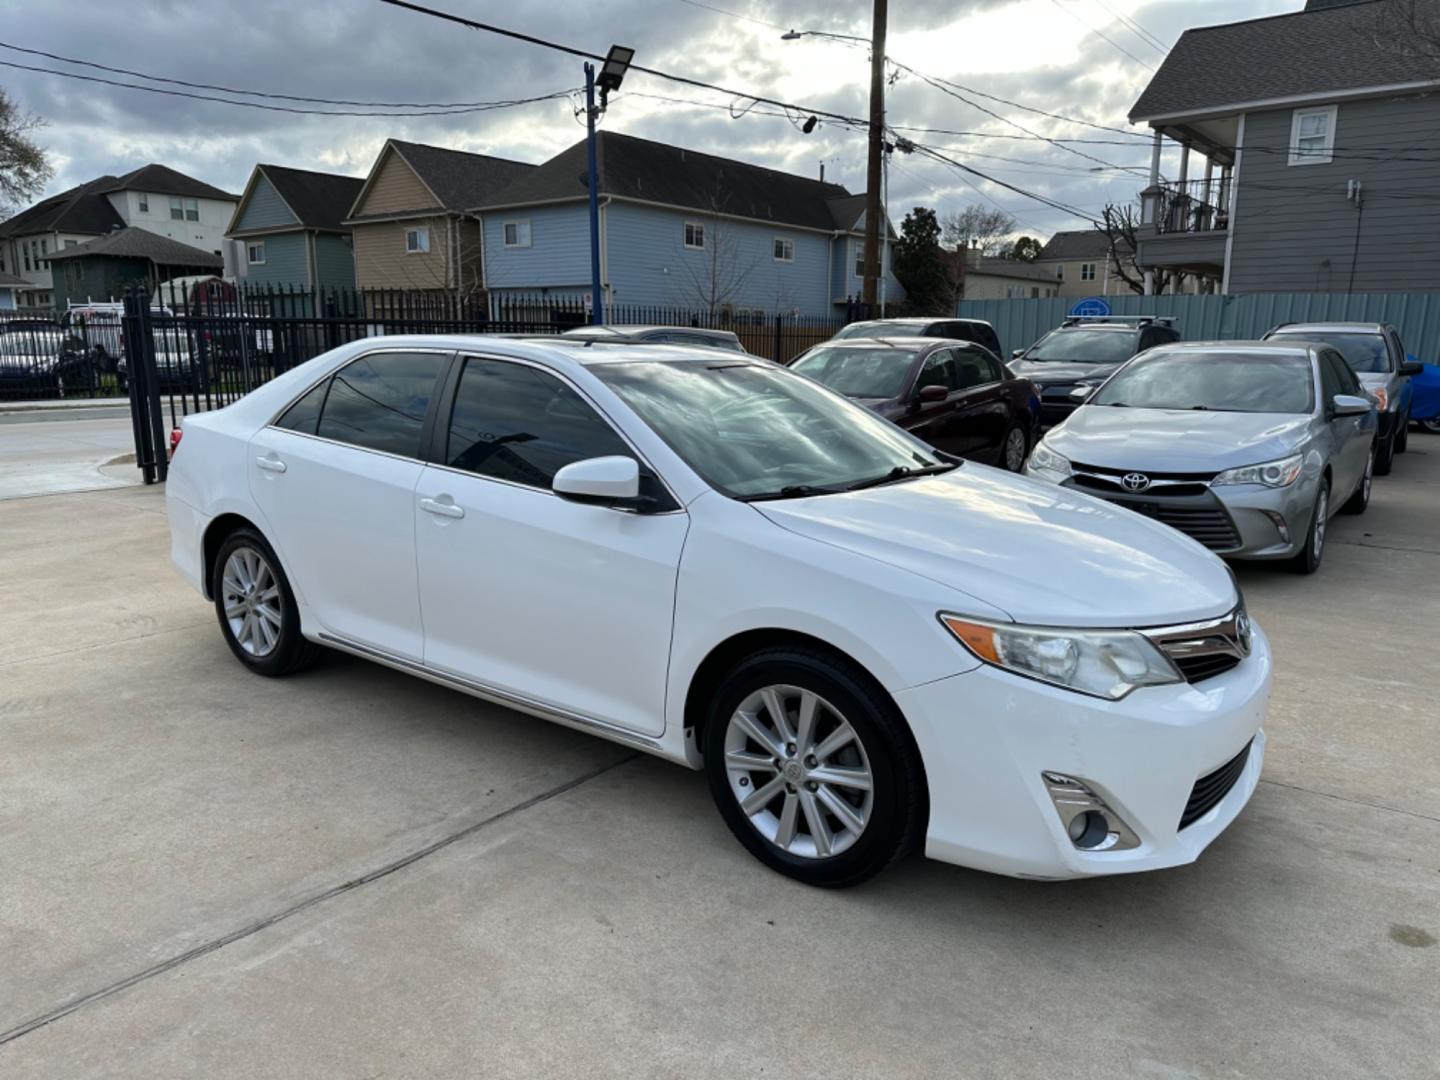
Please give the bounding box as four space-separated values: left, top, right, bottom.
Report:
1212 452 1303 488
1370 386 1389 411
1028 441 1071 476
940 614 1182 700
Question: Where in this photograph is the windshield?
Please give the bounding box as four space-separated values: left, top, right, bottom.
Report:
791 346 915 399
1271 331 1389 373
1091 350 1315 413
594 360 950 499
1024 328 1139 363
833 320 925 340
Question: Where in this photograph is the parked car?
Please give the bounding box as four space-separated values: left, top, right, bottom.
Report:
1026 341 1377 574
1410 361 1440 434
789 338 1039 470
168 336 1269 887
0 320 97 398
1010 316 1181 426
559 325 746 351
829 317 1002 357
1263 321 1422 475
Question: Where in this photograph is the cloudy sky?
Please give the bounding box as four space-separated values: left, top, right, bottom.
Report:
4 0 1297 239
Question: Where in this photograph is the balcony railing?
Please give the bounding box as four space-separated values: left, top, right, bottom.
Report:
1153 179 1229 235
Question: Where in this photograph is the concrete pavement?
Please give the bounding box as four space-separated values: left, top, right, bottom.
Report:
0 410 140 500
0 444 1437 1077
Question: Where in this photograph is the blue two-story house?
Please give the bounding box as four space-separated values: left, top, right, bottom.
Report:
473 132 901 319
226 164 365 292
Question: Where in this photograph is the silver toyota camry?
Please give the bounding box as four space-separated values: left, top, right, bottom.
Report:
1025 341 1378 574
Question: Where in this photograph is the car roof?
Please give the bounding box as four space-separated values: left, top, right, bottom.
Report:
812 336 940 351
1269 322 1384 333
1149 340 1316 357
561 324 738 338
847 316 989 326
326 333 757 369
1051 322 1142 332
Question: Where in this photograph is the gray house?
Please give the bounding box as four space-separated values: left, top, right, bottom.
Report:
1128 0 1440 294
226 164 365 292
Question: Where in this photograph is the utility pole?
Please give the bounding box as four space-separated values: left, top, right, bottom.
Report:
584 62 604 326
862 0 888 310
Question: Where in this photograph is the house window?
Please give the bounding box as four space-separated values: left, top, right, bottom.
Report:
1006 285 1026 299
405 227 430 254
1055 265 1064 281
39 239 47 256
247 242 266 265
854 242 865 278
773 237 794 262
184 198 199 222
64 239 77 248
1289 105 1337 165
138 194 149 213
170 197 184 221
1080 262 1097 281
503 220 532 248
23 244 30 272
683 222 705 249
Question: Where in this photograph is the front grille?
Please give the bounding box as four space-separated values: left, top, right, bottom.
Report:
1072 474 1211 498
1071 461 1220 483
1149 506 1242 551
1172 652 1242 681
1179 739 1253 830
1145 605 1252 686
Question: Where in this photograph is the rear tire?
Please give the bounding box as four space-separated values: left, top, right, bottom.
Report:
702 646 924 888
1342 444 1374 514
1000 422 1029 472
211 528 321 676
1290 480 1330 574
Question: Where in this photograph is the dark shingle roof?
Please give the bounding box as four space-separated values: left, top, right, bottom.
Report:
102 164 237 201
43 227 222 267
1130 0 1439 121
387 140 535 212
0 176 124 238
476 132 857 231
0 271 29 287
1037 230 1133 261
968 257 1057 283
826 195 868 230
256 164 365 231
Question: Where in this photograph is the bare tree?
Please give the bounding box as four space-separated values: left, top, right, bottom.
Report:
1373 0 1440 67
941 205 1016 255
1094 204 1170 295
0 89 52 217
679 189 762 317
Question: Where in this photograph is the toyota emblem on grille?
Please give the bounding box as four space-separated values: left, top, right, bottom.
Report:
1234 610 1253 656
1121 472 1151 492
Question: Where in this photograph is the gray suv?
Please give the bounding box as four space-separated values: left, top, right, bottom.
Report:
1009 316 1181 426
1263 321 1422 474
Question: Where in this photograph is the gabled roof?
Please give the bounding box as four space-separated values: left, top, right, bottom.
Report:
42 227 222 267
825 195 868 231
0 176 124 238
102 164 237 202
240 164 365 232
1130 0 1440 122
0 271 29 287
476 132 858 232
347 140 535 220
966 257 1057 283
1037 230 1133 261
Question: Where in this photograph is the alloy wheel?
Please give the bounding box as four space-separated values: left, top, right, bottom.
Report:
221 547 283 657
723 685 874 859
1363 448 1374 503
1004 427 1027 471
1313 487 1328 561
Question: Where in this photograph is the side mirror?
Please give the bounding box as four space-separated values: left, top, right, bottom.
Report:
1399 360 1424 377
1069 384 1096 402
1011 349 1025 359
552 456 647 509
916 383 949 404
1331 393 1372 417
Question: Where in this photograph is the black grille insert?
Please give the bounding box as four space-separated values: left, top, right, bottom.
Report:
1173 653 1243 682
1179 739 1253 831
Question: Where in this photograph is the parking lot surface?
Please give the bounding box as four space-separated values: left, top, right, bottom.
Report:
1 446 1437 1078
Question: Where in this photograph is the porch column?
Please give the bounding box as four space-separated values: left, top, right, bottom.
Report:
1176 143 1190 186
1142 131 1163 224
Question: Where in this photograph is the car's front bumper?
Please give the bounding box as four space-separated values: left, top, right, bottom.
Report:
896 625 1271 879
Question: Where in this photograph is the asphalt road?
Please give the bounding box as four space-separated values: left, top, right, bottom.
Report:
0 441 1436 1078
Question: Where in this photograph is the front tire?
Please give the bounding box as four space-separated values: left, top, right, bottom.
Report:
211 528 320 676
702 647 924 888
1375 426 1395 475
1290 480 1330 574
1395 411 1409 453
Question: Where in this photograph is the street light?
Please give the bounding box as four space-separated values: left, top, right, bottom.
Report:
597 45 633 101
585 44 634 325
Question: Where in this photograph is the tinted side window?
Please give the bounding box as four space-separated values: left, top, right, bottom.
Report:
315 351 445 457
1327 350 1361 395
916 351 958 392
976 325 1002 355
1317 352 1344 404
445 358 633 488
275 378 329 434
953 347 998 389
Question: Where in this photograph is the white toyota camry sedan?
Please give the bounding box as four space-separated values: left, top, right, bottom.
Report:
166 336 1271 888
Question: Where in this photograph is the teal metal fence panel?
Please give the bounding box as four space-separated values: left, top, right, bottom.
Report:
956 293 1440 361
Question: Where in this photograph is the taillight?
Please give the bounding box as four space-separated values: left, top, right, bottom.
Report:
169 427 183 457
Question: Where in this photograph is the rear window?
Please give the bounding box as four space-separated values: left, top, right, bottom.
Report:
1091 350 1314 414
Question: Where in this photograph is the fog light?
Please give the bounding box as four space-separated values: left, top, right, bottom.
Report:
1260 509 1289 543
1042 772 1141 852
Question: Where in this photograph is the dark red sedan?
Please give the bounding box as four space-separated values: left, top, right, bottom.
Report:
790 338 1041 470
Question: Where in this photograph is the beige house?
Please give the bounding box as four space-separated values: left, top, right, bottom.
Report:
958 251 1060 300
1032 230 1139 297
345 140 532 298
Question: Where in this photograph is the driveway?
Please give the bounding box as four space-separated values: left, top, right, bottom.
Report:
0 444 1436 1078
0 404 140 500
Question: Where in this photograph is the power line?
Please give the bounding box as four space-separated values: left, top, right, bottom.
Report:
1090 0 1170 55
0 40 542 109
672 0 786 31
1046 0 1156 71
0 58 575 117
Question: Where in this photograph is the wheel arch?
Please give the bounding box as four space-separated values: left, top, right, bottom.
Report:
201 512 273 600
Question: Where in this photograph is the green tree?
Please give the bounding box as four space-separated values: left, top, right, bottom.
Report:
0 89 52 216
1004 236 1044 262
893 206 952 315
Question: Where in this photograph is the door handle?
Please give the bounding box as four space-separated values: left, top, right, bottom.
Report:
419 496 465 519
255 455 287 473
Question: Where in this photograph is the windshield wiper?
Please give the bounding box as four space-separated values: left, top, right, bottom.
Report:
844 462 957 491
736 483 846 502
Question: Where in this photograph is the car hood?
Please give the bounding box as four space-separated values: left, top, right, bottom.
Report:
756 465 1235 627
1008 359 1122 384
1044 406 1311 471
